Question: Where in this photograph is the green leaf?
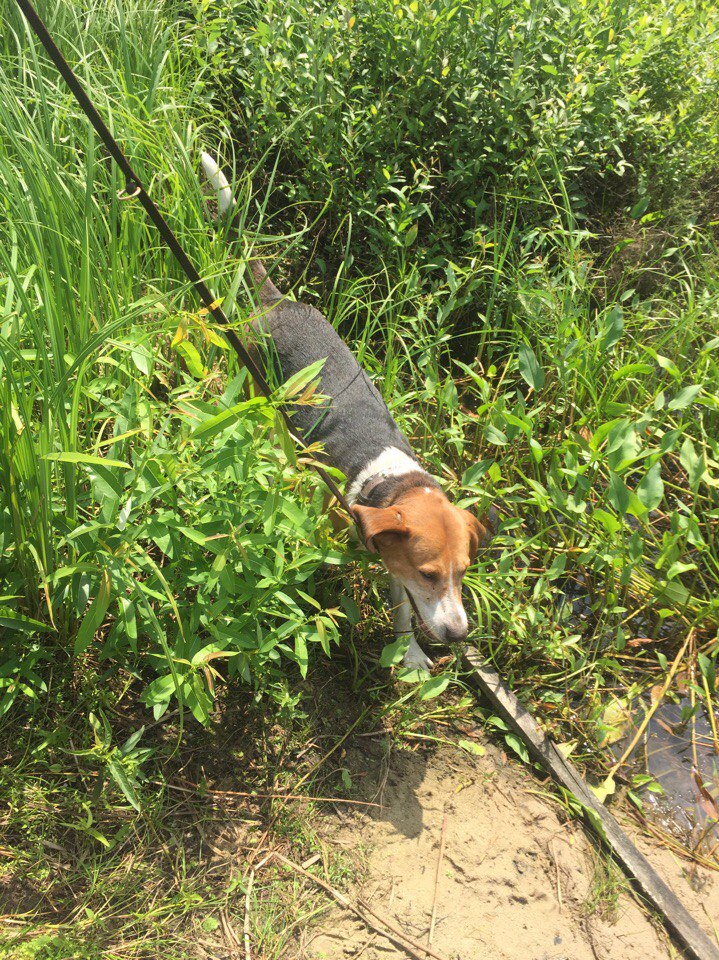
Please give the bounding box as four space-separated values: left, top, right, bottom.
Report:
606 420 639 472
607 472 630 514
130 345 151 376
547 553 567 580
74 571 112 655
0 607 54 634
458 739 485 757
592 508 622 534
121 725 146 755
143 674 179 707
529 437 543 462
191 397 269 441
636 462 663 512
119 597 138 652
666 560 697 580
294 631 308 678
396 667 431 683
484 424 508 446
598 306 624 352
679 437 706 489
43 452 131 469
84 827 111 848
418 675 450 700
517 343 545 391
380 636 410 667
504 732 530 764
276 357 326 402
462 460 491 487
668 385 702 411
630 196 650 219
486 714 509 732
340 595 361 625
698 653 716 692
106 755 141 812
174 340 207 379
184 674 212 724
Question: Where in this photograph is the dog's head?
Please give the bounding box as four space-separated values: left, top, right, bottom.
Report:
352 487 496 644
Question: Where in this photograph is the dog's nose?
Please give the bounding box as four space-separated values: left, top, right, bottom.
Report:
444 625 468 644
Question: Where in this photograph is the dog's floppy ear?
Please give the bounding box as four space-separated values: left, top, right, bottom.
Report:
351 505 410 554
463 505 499 560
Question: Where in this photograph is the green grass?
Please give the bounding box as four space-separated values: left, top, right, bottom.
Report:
2 0 719 955
0 0 352 726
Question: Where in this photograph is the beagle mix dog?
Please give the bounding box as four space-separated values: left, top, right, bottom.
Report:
200 153 495 670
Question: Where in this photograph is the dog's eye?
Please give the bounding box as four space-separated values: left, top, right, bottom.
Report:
420 570 438 584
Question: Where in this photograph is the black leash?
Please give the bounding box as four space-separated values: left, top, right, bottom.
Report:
13 0 355 520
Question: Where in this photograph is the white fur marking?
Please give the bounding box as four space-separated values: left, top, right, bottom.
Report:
347 446 419 504
200 152 235 217
389 575 433 670
403 635 433 671
408 560 468 642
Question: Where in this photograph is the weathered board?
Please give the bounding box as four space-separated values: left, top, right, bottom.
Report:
462 646 719 960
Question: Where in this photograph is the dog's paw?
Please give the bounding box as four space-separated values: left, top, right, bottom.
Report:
402 637 433 671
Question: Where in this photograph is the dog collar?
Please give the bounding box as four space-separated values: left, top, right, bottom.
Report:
355 470 441 508
354 473 390 506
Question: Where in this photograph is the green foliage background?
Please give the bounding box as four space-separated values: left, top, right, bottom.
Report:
1 0 719 770
192 0 718 270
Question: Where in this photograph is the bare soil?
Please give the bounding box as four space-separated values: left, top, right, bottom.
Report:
301 734 719 960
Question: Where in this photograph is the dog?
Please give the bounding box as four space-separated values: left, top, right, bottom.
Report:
200 153 495 670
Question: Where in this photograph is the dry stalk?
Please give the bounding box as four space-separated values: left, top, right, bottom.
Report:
429 808 448 944
244 868 254 960
252 851 450 960
154 779 381 808
608 628 694 781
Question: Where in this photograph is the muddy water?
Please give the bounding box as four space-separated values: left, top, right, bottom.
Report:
616 698 719 848
556 578 719 848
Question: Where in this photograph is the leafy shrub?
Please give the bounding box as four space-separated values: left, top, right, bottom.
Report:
0 0 344 722
190 0 719 271
2 0 718 736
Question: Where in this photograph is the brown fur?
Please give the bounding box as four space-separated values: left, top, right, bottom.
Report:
352 487 489 590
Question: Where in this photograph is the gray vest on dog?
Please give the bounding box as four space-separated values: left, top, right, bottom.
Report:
258 296 416 487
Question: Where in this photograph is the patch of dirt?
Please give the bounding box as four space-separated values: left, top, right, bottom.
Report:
303 736 719 960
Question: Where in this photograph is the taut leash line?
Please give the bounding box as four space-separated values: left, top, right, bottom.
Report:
13 0 354 519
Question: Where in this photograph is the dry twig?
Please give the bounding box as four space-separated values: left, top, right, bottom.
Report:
250 851 450 960
429 809 448 945
243 869 254 960
608 628 694 781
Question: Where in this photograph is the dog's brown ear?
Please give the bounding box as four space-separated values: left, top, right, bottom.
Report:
463 505 499 560
351 505 410 554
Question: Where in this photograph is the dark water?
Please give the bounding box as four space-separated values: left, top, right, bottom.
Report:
615 698 719 848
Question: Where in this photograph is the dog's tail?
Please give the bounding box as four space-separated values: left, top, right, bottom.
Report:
200 152 236 218
199 151 281 302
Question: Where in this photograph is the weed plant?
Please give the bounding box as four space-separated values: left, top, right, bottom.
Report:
0 0 351 731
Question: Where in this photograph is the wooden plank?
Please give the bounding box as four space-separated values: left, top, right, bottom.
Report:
462 646 719 960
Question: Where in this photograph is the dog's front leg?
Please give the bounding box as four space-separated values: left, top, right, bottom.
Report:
389 574 433 671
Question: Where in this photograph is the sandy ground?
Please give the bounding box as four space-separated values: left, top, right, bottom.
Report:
301 734 719 960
